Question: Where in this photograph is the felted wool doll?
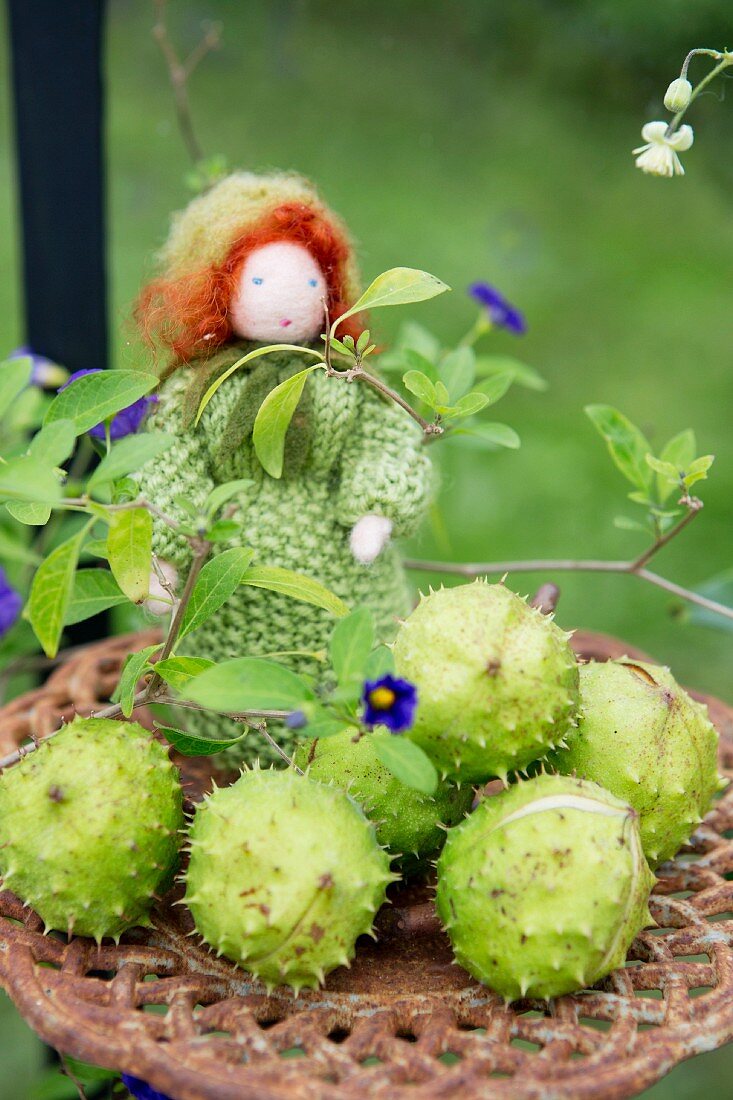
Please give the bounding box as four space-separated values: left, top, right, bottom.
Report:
136 172 433 761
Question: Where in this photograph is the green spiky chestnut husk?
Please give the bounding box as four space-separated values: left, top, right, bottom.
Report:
393 581 579 783
185 768 394 992
0 718 184 942
293 729 474 872
436 773 655 1000
548 659 725 866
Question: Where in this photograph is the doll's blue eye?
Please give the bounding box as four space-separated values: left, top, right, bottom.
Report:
252 277 263 285
308 278 318 287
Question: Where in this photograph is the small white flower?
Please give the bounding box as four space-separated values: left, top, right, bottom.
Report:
633 121 694 178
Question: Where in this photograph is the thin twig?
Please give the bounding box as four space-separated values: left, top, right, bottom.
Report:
152 0 221 165
403 558 733 623
61 497 182 532
329 363 443 436
144 537 211 699
59 1056 89 1100
629 497 701 569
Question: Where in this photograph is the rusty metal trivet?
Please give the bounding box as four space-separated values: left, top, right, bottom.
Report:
0 630 732 1100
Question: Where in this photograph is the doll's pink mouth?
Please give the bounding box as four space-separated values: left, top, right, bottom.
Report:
280 318 292 327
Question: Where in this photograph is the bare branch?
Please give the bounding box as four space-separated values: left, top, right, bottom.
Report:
151 0 220 165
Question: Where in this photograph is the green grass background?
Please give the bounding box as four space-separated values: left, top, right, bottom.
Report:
1 1 733 1095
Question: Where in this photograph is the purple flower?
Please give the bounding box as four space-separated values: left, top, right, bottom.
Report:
362 674 418 733
121 1074 175 1100
0 568 23 639
468 283 527 335
59 370 157 440
8 345 68 388
285 709 308 730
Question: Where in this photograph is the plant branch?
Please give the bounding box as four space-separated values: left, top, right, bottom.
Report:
630 496 702 569
152 0 220 165
144 537 211 699
403 555 733 623
60 496 183 532
667 52 733 136
329 364 443 436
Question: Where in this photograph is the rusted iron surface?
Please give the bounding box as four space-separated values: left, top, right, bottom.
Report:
0 629 731 1100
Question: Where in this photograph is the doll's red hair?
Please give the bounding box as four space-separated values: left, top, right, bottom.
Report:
137 202 363 366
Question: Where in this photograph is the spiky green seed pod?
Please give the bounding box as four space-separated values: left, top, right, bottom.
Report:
436 773 655 1001
185 769 394 992
393 580 579 783
548 660 724 866
0 718 183 942
293 729 473 872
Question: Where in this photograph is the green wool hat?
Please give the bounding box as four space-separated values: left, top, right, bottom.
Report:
157 170 361 298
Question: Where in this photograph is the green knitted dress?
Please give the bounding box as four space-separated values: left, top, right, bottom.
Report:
140 343 433 762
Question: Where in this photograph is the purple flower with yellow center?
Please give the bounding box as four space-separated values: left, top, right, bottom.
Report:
362 674 418 733
0 568 23 639
468 283 527 335
121 1074 174 1100
59 369 157 440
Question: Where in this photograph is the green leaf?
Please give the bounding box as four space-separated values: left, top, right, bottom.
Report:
364 644 396 680
451 391 492 419
106 507 152 602
44 370 158 435
153 656 215 692
26 526 87 657
451 422 520 449
645 453 679 486
252 365 321 478
475 355 547 391
402 370 436 407
657 429 696 503
586 405 653 493
28 420 77 467
439 347 475 399
0 456 61 504
155 723 248 757
0 356 33 415
178 547 254 641
82 537 109 558
207 519 241 542
65 569 128 624
402 348 439 382
473 371 513 405
396 320 441 363
684 454 714 489
195 344 324 424
241 564 349 617
373 736 438 794
116 644 160 717
184 657 314 713
330 608 375 687
5 500 52 525
335 268 450 330
0 525 40 565
614 515 649 532
88 432 175 492
205 478 254 517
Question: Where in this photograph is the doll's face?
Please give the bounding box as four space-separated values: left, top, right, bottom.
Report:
230 242 326 343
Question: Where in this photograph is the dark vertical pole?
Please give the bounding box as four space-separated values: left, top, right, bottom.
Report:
8 0 109 649
7 0 107 374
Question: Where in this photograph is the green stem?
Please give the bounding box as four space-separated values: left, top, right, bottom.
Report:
667 54 733 137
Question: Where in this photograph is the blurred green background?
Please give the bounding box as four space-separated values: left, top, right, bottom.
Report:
1 0 732 1096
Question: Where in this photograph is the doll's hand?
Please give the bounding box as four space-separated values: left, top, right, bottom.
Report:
144 559 179 616
349 514 393 564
